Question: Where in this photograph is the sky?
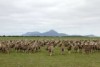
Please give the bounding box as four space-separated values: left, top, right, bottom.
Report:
0 0 100 36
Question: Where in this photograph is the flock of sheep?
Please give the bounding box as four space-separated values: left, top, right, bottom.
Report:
0 39 100 55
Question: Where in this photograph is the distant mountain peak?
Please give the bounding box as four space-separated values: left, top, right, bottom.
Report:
22 30 66 36
45 30 58 34
22 30 96 37
49 30 57 32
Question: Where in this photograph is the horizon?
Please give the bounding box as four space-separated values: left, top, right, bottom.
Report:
0 29 98 37
0 0 100 36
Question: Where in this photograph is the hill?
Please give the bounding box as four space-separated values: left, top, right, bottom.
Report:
22 30 67 36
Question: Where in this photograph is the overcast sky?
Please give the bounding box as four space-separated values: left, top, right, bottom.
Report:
0 0 100 36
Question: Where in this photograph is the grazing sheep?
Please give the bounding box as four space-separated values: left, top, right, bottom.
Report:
0 39 100 55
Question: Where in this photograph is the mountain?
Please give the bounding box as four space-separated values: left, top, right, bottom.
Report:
22 30 96 37
85 34 96 37
22 30 67 36
23 32 41 36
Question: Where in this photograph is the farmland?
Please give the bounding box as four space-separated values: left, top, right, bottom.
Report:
0 36 100 67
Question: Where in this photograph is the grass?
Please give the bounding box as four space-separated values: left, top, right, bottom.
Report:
0 36 100 67
0 36 100 40
0 47 100 67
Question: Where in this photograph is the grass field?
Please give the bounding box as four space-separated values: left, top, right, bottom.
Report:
0 36 100 67
0 36 100 40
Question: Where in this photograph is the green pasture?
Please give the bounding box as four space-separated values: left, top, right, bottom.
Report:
0 36 100 67
0 36 100 40
0 48 100 67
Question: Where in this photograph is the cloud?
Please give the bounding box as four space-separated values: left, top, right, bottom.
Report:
0 0 100 36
